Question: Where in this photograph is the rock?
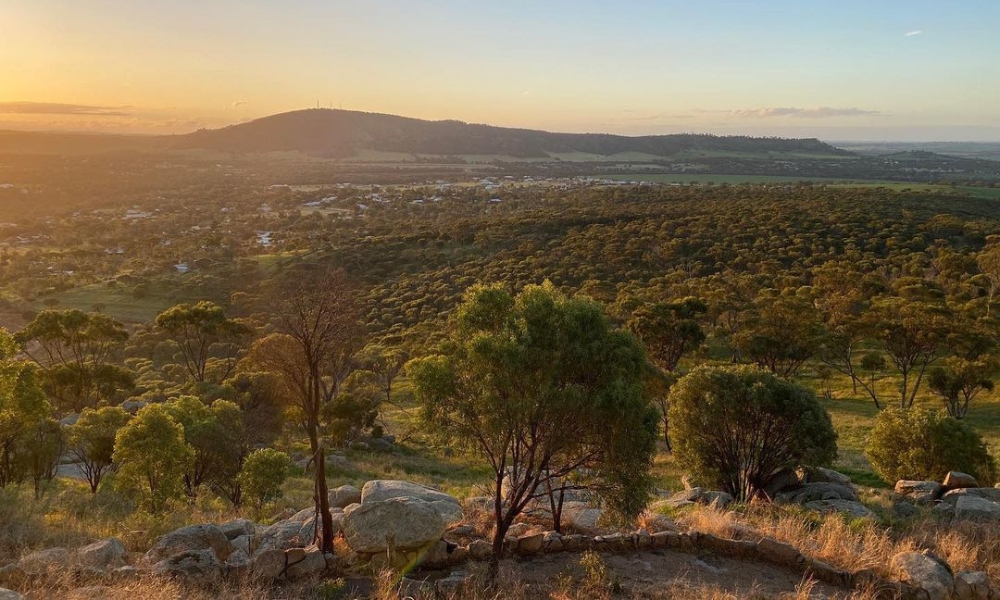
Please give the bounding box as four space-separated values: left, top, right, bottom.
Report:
543 531 564 553
944 472 979 490
285 546 326 579
328 485 362 509
18 547 70 575
360 480 463 525
516 533 544 555
230 534 253 555
561 502 606 535
342 497 446 553
892 500 919 519
447 525 475 537
763 468 806 498
667 487 733 508
76 538 127 570
894 481 943 504
225 548 251 575
506 523 531 538
251 548 286 580
152 549 222 586
756 537 803 568
287 507 315 523
954 571 992 600
0 589 20 600
220 519 255 540
360 481 458 506
430 500 464 527
146 524 232 564
468 540 492 561
776 482 859 504
807 467 853 485
110 566 139 580
955 495 1000 521
890 552 953 600
259 520 308 551
932 502 955 518
803 499 874 519
942 488 1000 505
421 540 451 567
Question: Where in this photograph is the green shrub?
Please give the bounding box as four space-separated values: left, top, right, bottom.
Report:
865 408 996 484
668 365 838 501
238 448 292 513
113 404 193 513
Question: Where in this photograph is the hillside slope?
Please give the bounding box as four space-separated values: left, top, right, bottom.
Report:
174 109 850 159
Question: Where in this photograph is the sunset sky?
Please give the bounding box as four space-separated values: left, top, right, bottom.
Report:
2 0 999 140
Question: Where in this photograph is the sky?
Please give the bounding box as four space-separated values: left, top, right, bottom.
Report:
2 0 999 141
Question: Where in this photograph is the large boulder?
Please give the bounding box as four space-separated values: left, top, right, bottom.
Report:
258 520 307 551
76 538 127 570
890 552 953 600
775 482 859 504
146 524 232 564
561 502 606 535
805 467 852 485
942 488 1000 505
151 549 222 586
943 472 980 490
284 546 326 579
894 480 943 504
0 589 22 600
342 497 445 553
328 485 362 509
219 519 255 541
360 480 463 526
954 495 1000 522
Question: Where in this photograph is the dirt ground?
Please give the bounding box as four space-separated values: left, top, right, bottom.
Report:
496 549 849 599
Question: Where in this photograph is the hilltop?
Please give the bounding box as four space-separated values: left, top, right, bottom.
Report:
174 108 850 159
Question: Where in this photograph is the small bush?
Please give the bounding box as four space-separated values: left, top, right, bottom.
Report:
668 365 838 501
239 448 292 513
865 408 997 484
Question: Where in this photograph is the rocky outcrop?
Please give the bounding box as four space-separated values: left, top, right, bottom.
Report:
775 482 859 504
942 487 1000 504
360 480 463 526
328 485 362 509
146 524 232 564
659 488 733 508
955 495 1000 521
894 480 943 504
76 538 127 570
943 472 980 490
342 497 446 554
889 552 953 600
0 589 22 600
151 549 223 586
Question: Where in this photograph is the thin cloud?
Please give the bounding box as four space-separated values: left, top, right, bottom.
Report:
905 30 922 36
728 107 882 119
232 100 248 108
0 102 130 116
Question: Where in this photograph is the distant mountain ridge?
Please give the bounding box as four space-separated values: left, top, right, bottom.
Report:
175 109 851 159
